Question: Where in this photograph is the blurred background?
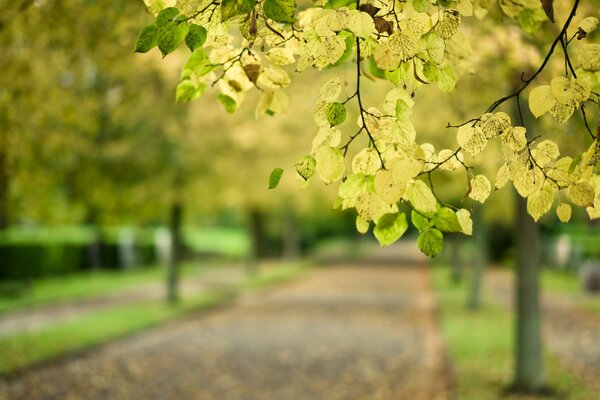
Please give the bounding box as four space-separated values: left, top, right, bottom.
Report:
1 0 600 399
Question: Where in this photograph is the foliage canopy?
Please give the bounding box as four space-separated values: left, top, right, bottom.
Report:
137 0 600 257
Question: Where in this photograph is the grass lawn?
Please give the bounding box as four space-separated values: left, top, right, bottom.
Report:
0 263 306 375
0 267 163 314
0 261 237 314
433 266 598 400
541 269 600 314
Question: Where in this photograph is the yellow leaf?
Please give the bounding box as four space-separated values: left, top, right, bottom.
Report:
356 216 370 234
549 102 575 123
532 140 559 167
579 16 599 34
456 0 473 16
355 191 387 222
407 180 437 214
374 169 406 204
528 85 555 118
457 125 487 156
311 126 342 153
374 32 417 71
347 10 375 38
315 146 345 184
456 208 472 235
434 9 460 39
352 148 382 174
406 13 432 37
576 43 600 72
512 163 544 197
500 126 527 152
556 203 572 223
495 164 510 190
388 157 422 182
480 112 511 139
266 48 296 65
527 185 554 222
468 174 491 203
256 65 291 91
438 149 462 171
569 182 595 207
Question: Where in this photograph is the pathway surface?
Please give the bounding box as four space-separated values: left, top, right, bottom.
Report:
0 262 449 400
486 269 600 393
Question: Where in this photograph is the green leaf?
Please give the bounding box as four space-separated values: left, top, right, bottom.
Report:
296 155 317 181
185 24 207 51
395 99 411 121
407 180 437 215
331 31 355 67
374 213 408 247
324 102 346 126
324 0 355 9
433 207 462 233
176 80 205 102
412 0 430 12
268 167 284 189
417 228 444 258
158 21 189 57
135 24 158 53
221 0 256 21
217 94 237 113
368 57 386 79
181 48 215 79
264 0 296 23
339 174 372 199
437 65 456 93
411 210 431 232
156 7 180 27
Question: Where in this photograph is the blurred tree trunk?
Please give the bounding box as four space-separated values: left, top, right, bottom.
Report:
247 208 265 275
0 145 8 231
282 207 300 261
449 234 463 284
512 82 544 391
167 200 183 304
513 192 544 391
85 210 102 270
467 205 486 310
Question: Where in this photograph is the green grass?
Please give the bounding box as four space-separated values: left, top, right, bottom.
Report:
184 227 249 258
0 267 163 314
433 266 599 400
0 263 305 375
541 269 600 314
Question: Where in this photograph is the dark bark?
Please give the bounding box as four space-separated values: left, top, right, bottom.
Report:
282 208 300 261
512 87 544 391
0 147 8 231
467 205 486 310
512 195 544 391
247 208 266 275
167 200 183 304
449 235 462 284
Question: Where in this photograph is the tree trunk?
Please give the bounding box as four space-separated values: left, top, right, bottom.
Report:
510 81 544 392
0 132 8 231
449 234 462 284
282 207 300 261
167 200 183 304
513 194 544 391
467 205 486 310
246 208 265 276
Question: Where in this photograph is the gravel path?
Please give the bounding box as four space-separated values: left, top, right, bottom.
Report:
0 264 449 400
